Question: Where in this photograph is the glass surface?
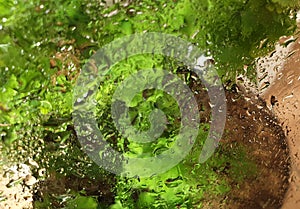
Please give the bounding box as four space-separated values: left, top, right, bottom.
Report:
0 0 299 208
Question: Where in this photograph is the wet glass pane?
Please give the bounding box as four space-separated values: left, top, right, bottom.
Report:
0 0 299 208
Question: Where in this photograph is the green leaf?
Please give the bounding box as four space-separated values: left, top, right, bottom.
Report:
66 196 98 209
39 101 52 115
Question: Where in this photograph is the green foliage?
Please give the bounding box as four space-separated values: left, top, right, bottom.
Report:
0 2 107 208
110 128 257 208
65 195 98 209
189 0 298 79
34 193 100 209
272 0 300 8
91 0 298 81
95 54 182 158
1 0 297 159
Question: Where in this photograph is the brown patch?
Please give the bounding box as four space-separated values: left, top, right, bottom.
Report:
262 31 300 209
35 171 116 207
222 91 290 209
190 76 290 209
